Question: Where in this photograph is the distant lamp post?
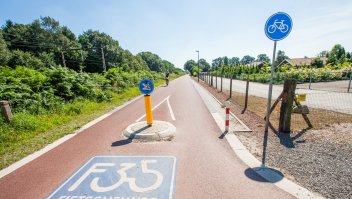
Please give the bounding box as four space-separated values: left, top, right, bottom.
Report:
196 50 199 82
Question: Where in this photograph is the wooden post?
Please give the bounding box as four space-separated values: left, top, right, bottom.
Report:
264 91 283 120
230 76 233 98
279 79 297 133
216 74 217 89
0 101 13 123
221 74 223 92
101 45 106 73
211 73 213 86
61 47 66 68
348 71 351 92
263 73 265 83
294 97 313 128
245 77 249 109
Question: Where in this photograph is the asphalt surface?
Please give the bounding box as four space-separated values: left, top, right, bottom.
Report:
209 75 352 114
0 75 295 199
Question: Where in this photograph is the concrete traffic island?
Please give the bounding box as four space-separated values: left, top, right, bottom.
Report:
123 120 176 140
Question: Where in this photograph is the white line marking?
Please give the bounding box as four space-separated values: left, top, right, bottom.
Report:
166 97 176 120
136 95 176 122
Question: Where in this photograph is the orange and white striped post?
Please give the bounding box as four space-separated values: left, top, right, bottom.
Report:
225 101 230 132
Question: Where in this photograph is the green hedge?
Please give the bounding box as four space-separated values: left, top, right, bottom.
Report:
0 66 179 114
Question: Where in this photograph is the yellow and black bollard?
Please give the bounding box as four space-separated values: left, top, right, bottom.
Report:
144 94 153 126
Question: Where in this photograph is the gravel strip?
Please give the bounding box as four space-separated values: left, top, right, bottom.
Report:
192 76 352 199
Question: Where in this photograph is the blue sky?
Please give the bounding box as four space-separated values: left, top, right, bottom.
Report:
1 0 351 69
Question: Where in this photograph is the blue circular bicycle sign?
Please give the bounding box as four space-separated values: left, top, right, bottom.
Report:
265 12 292 41
139 79 154 95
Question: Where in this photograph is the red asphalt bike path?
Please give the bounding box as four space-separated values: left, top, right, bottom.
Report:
0 75 294 199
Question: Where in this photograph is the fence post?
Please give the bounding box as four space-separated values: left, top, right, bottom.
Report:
279 79 297 133
0 101 13 123
245 77 249 109
263 73 265 83
211 73 213 86
309 72 312 89
348 71 352 92
225 101 230 132
221 74 223 92
230 76 233 98
216 74 218 89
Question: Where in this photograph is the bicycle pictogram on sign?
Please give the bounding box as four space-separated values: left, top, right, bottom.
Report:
268 19 289 33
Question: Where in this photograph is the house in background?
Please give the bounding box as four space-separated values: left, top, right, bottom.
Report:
278 57 328 67
245 61 267 69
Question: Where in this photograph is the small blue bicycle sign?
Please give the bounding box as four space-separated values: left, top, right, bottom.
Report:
139 79 154 95
265 12 292 41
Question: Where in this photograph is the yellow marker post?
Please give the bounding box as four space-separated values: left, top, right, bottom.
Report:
144 95 153 126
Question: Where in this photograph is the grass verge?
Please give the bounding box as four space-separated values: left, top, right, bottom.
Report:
0 76 180 170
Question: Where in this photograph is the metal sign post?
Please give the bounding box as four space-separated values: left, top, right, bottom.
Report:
264 12 292 132
139 79 155 126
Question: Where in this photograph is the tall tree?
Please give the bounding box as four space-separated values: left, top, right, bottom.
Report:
78 30 121 73
275 50 289 66
162 60 175 73
198 58 210 72
212 57 223 69
256 54 270 63
138 52 164 72
327 52 337 65
223 56 229 66
311 57 324 68
316 50 328 57
330 44 345 60
229 57 240 66
346 52 351 59
240 55 255 64
2 17 82 70
0 30 10 66
135 54 149 71
183 59 197 73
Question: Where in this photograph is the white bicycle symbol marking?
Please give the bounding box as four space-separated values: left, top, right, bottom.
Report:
68 160 163 193
268 19 289 33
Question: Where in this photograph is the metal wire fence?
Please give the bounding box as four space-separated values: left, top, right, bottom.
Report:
199 72 352 131
209 71 352 92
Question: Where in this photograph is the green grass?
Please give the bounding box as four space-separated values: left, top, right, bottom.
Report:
0 76 180 170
